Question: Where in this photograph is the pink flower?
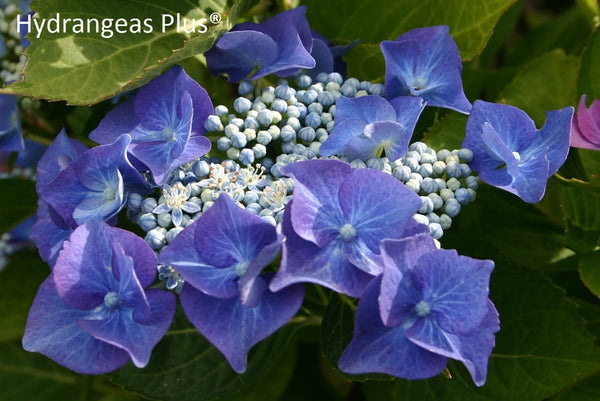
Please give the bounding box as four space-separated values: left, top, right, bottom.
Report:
572 95 600 150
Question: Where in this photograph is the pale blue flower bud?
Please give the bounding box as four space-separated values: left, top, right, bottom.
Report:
166 227 184 243
253 144 267 159
204 115 222 132
419 196 434 214
429 223 443 239
355 89 368 97
142 197 158 213
393 165 411 182
246 202 262 214
296 74 312 88
367 157 385 170
287 105 300 118
244 116 259 130
157 213 172 228
447 177 461 191
234 97 252 114
437 149 451 161
435 178 447 190
325 82 340 92
299 127 316 142
460 163 472 177
227 148 240 160
316 128 328 143
244 128 257 142
304 89 318 104
432 160 446 175
127 193 143 211
138 213 157 231
444 198 461 218
458 148 473 162
271 98 288 113
305 112 321 129
426 212 440 224
217 136 232 151
421 177 438 194
281 142 295 154
192 160 210 178
224 123 239 138
281 126 296 142
406 179 420 193
318 91 335 107
268 125 281 140
261 90 275 104
418 163 433 178
231 132 247 148
466 175 479 190
440 188 454 201
275 84 292 100
428 193 443 210
439 214 452 230
239 149 255 165
369 83 385 96
146 227 167 250
215 105 228 116
308 102 323 114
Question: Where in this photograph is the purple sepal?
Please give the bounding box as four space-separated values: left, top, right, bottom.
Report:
35 129 88 191
269 203 373 297
463 100 573 203
30 200 74 268
0 94 24 152
39 134 148 227
24 219 175 374
159 194 281 299
381 26 471 114
320 96 424 161
205 7 315 82
22 274 131 375
338 276 448 379
272 159 421 297
89 66 213 185
180 274 304 373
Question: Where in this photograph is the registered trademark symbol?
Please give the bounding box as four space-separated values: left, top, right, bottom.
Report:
210 12 222 24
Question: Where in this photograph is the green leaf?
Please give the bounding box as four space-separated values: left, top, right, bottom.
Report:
441 186 568 267
0 252 49 343
304 0 517 61
109 310 302 401
579 26 600 99
548 372 600 401
362 268 600 401
580 252 600 298
558 178 600 252
0 179 37 234
504 7 592 68
0 0 251 105
0 343 86 401
421 113 467 151
343 43 385 82
500 49 579 125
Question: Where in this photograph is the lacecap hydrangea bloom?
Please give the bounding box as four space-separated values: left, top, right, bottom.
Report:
381 25 471 114
339 234 499 386
90 66 213 185
23 219 176 374
159 194 304 373
571 95 600 150
462 100 573 203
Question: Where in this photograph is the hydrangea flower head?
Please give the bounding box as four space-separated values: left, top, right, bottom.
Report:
381 26 471 114
38 134 148 228
205 7 315 82
0 94 23 151
319 95 425 161
462 100 573 203
269 159 424 297
89 66 212 185
339 234 499 386
571 95 600 150
23 219 176 374
158 194 304 373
